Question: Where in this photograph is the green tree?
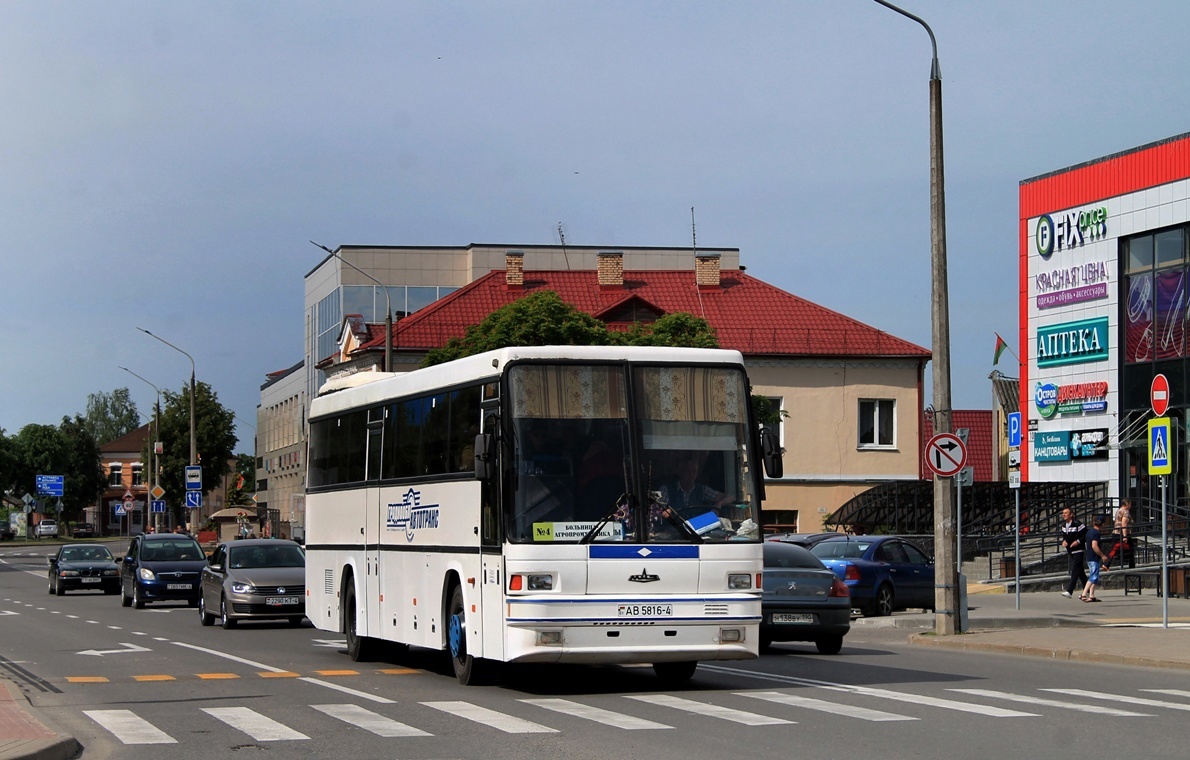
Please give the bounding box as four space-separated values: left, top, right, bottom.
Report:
423 291 612 366
83 388 141 445
9 420 104 523
0 429 16 496
156 381 237 525
619 312 719 348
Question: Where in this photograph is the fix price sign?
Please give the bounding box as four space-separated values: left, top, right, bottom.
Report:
925 433 967 478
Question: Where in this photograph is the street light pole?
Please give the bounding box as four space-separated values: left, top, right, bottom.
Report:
119 366 164 531
873 0 958 635
310 240 393 373
136 327 197 470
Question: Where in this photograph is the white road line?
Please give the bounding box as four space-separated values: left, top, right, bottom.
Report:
1042 689 1190 712
1143 689 1190 699
202 707 309 741
84 709 176 745
950 689 1152 717
699 664 1038 718
520 698 673 729
172 640 288 672
626 694 792 725
740 690 916 722
298 677 395 704
422 701 558 733
311 704 432 736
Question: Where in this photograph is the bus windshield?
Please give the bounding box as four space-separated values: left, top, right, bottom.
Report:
507 362 761 544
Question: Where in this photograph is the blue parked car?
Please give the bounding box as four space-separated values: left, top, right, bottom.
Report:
810 535 934 617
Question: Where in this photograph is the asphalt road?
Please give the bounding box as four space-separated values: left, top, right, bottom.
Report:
3 541 1188 760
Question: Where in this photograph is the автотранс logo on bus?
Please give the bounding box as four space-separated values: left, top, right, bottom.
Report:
387 488 440 542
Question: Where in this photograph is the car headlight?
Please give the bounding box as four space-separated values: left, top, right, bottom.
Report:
231 582 255 594
138 567 156 581
102 569 118 576
59 570 79 577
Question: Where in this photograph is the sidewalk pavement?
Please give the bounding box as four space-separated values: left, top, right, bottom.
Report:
1 588 1187 760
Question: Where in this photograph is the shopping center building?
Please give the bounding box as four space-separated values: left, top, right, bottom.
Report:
1019 132 1190 504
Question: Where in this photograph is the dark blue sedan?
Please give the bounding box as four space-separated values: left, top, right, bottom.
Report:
810 535 934 617
761 541 851 653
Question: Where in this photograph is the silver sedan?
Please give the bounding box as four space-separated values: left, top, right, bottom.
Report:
198 539 306 629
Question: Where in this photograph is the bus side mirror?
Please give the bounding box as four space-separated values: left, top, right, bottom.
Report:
761 428 783 479
474 433 495 480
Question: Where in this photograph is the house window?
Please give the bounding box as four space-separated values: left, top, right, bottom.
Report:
131 464 144 487
755 395 785 447
858 399 895 448
108 464 123 487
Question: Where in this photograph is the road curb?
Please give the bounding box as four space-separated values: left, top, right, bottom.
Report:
0 680 80 760
906 632 1190 671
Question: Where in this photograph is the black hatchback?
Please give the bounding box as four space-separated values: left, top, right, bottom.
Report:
120 533 207 608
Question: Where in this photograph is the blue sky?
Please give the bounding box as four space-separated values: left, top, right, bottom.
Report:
3 1 1189 450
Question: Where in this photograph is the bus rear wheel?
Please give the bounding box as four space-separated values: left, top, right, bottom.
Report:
344 583 376 662
448 585 484 685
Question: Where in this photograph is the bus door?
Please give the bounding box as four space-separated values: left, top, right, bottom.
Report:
478 406 505 662
364 406 385 637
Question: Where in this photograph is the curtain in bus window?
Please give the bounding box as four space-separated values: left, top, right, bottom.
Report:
1126 273 1153 364
510 365 626 419
1154 268 1186 360
636 367 745 422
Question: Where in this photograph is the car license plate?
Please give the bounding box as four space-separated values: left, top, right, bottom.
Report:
166 583 191 590
266 596 300 606
81 578 100 584
617 604 673 617
772 613 815 624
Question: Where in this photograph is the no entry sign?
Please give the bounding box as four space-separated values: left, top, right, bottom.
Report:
1152 374 1170 417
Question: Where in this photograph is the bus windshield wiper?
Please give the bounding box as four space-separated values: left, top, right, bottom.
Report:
579 493 630 544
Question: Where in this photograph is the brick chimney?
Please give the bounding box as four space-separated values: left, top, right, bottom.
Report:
505 250 524 290
597 250 624 290
696 253 721 290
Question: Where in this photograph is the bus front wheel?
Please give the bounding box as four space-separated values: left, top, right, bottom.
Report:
344 583 376 662
448 585 484 685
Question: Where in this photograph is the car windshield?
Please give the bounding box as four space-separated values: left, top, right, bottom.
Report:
228 544 305 569
811 540 873 560
141 540 203 562
60 547 113 562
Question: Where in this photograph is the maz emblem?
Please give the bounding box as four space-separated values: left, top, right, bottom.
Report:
628 568 660 583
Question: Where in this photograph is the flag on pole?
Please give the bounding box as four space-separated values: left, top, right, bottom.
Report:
993 333 1009 365
235 473 245 490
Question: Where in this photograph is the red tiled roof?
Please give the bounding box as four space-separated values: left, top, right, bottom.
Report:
923 410 994 482
359 270 930 359
99 424 150 453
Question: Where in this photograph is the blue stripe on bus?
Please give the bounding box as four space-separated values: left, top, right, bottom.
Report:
587 545 700 559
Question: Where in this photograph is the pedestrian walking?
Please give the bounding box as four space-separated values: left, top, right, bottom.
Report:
1081 515 1110 602
1059 507 1087 598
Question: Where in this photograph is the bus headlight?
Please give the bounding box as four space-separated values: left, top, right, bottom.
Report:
510 574 555 591
727 573 752 590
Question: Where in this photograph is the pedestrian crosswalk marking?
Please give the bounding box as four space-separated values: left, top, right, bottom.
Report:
740 690 915 722
312 704 432 737
1143 689 1190 699
1042 689 1190 712
520 698 673 729
625 694 792 725
84 709 176 744
423 701 558 733
950 689 1151 717
202 707 310 741
298 676 395 703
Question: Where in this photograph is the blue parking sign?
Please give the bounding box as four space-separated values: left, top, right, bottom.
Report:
1007 412 1022 449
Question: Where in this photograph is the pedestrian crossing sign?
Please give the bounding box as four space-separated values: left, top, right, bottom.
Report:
1148 418 1172 475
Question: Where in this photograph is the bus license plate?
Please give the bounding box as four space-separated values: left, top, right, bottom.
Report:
772 613 814 624
266 597 300 606
166 583 191 590
617 604 673 617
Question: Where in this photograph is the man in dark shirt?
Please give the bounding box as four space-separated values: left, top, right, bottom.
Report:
1059 507 1088 598
1081 515 1110 602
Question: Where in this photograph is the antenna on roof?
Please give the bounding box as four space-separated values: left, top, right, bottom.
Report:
691 206 707 321
691 207 697 256
557 222 572 270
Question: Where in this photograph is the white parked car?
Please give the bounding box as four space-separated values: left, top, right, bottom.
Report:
35 519 59 538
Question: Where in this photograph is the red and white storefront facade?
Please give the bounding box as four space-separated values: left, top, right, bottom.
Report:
1019 132 1190 502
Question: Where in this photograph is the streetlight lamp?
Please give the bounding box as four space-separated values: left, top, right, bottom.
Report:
119 366 163 531
136 327 197 471
873 0 958 635
309 240 393 373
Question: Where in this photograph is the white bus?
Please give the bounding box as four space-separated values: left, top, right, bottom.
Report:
305 345 782 684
